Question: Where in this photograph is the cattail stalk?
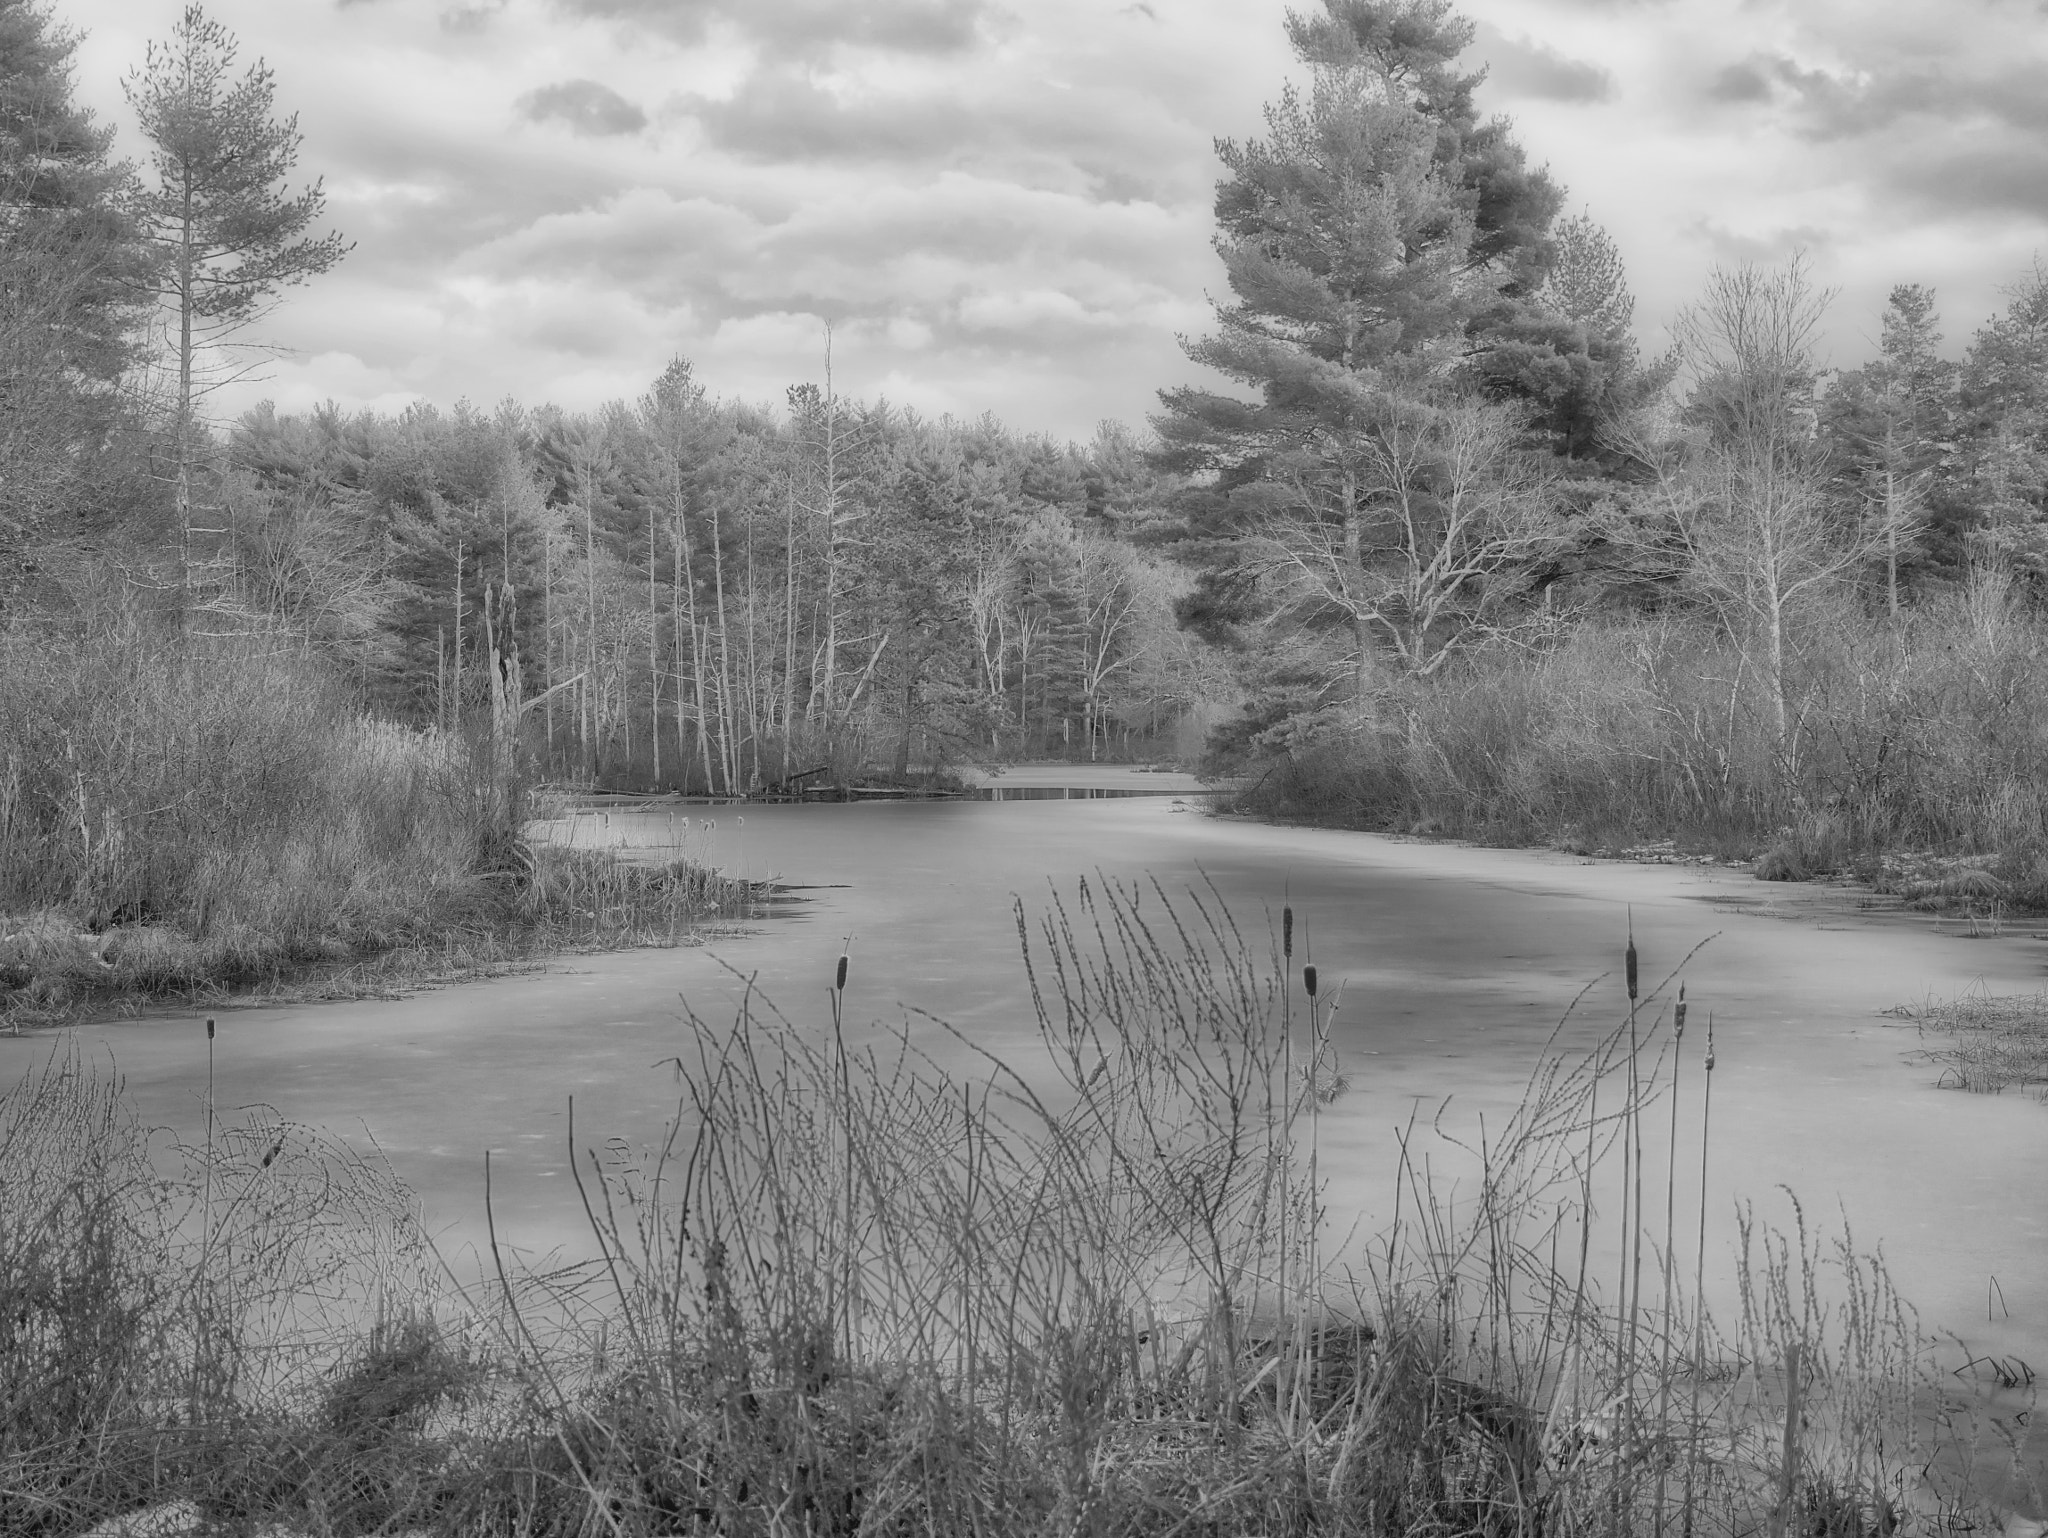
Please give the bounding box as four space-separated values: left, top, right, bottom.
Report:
1683 1012 1717 1538
199 1014 217 1417
1614 923 1642 1536
1570 1056 1600 1433
204 1014 216 1208
1298 959 1319 1436
1654 985 1688 1537
1278 904 1294 1383
832 946 853 1364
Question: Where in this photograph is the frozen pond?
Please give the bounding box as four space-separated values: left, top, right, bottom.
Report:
7 775 2047 1381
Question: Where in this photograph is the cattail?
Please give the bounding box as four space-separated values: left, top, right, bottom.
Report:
835 954 849 992
1619 915 1644 1491
206 1016 215 1041
1303 964 1318 999
1283 905 1294 961
1686 1010 1718 1527
1655 980 1690 1524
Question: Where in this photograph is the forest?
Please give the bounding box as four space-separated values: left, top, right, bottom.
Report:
6 0 2048 978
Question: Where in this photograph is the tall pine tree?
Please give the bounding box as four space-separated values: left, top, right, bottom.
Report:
1155 0 1575 711
126 3 349 620
1822 285 1958 611
0 0 148 584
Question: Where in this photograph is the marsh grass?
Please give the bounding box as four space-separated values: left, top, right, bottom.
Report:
1896 993 2048 1099
0 1044 449 1537
3 885 2037 1536
0 630 754 1029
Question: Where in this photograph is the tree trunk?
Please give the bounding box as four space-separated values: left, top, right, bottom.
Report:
1765 596 1790 759
1340 468 1374 711
542 535 554 774
452 539 464 730
582 467 598 781
893 652 915 779
744 508 760 789
176 158 195 630
649 496 661 786
709 499 736 793
783 480 798 778
1882 466 1901 622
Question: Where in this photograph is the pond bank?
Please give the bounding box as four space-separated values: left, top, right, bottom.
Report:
6 788 2045 1395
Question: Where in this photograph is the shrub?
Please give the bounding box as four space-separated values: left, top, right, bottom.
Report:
1226 603 2048 887
0 620 750 1019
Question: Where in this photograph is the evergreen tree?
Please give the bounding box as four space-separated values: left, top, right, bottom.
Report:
1955 265 2048 585
126 3 349 617
1471 211 1669 459
1155 0 1572 711
1821 284 1958 611
0 0 148 583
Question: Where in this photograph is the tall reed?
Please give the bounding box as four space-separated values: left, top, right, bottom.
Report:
5 888 2028 1536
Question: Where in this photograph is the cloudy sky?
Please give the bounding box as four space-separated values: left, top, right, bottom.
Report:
58 0 2048 442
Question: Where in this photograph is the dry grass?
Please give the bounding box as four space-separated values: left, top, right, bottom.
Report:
0 626 754 1028
0 1043 448 1537
6 884 2037 1536
1897 993 2048 1098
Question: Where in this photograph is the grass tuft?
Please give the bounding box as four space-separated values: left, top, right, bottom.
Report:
1896 993 2048 1098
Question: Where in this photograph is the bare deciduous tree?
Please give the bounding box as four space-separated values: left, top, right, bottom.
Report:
1255 396 1572 682
1620 259 1882 756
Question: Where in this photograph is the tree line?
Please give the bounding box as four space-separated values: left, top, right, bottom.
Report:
226 369 1220 788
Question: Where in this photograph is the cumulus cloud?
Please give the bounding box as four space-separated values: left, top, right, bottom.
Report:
675 71 969 164
518 78 649 136
1481 33 1615 103
439 4 505 35
1704 58 1772 103
1888 141 2048 221
1703 50 2048 143
552 0 988 55
1686 219 1836 267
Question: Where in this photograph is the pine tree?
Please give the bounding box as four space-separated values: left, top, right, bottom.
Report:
126 3 349 619
0 0 148 578
1955 265 2048 584
1471 211 1669 459
1822 284 1957 611
1155 0 1571 709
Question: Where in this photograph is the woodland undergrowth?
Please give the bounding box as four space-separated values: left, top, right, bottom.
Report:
1225 603 2048 912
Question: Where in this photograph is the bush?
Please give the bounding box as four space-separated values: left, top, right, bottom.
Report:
0 1044 443 1536
1225 603 2048 889
0 619 750 1019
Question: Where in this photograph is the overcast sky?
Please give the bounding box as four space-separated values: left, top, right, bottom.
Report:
58 0 2048 443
